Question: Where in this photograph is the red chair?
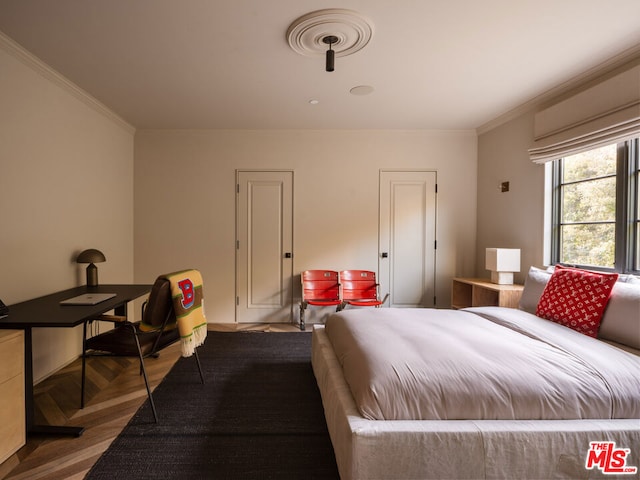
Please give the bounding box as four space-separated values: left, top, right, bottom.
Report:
339 270 389 310
300 270 342 330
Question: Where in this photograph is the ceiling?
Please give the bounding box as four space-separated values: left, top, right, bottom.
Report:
1 0 639 130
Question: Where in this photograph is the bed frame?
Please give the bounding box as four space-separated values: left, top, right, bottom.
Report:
312 324 640 480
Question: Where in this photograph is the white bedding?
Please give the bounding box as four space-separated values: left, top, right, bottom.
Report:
324 307 640 421
312 311 640 479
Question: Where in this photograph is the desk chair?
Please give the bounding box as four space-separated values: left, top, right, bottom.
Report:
338 270 389 310
299 270 342 330
81 275 205 422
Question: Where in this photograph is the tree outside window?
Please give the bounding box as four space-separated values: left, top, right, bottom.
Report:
551 138 639 273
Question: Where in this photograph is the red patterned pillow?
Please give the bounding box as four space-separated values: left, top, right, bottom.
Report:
535 266 619 337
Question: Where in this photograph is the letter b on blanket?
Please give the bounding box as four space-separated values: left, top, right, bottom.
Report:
178 278 195 309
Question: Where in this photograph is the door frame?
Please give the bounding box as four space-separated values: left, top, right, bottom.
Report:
235 169 294 323
378 169 438 307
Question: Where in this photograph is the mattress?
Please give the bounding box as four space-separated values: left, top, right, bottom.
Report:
312 319 640 479
324 307 640 421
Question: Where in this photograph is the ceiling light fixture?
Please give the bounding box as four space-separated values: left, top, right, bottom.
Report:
323 35 338 72
286 9 374 72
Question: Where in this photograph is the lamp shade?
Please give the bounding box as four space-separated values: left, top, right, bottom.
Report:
486 248 520 284
76 249 106 264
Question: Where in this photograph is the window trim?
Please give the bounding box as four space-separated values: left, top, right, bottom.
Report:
625 138 639 272
549 138 639 275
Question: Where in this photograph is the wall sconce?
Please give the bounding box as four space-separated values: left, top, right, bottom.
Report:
76 249 106 287
485 248 520 285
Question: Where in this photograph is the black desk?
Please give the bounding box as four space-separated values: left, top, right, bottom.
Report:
0 284 152 437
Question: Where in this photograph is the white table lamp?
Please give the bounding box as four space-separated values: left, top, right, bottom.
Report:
485 248 520 285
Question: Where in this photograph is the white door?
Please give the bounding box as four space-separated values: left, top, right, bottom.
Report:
379 171 437 308
236 170 294 323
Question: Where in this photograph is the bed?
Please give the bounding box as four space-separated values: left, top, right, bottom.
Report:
311 267 640 479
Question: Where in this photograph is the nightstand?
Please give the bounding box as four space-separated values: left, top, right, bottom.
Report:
0 330 25 464
451 278 523 309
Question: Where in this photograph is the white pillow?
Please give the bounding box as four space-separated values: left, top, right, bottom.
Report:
617 273 636 283
518 266 552 314
599 281 640 350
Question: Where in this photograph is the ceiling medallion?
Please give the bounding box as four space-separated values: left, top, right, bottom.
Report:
286 8 374 59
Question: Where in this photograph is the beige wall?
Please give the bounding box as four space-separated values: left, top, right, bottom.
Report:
0 43 135 382
476 112 545 284
134 129 478 323
476 58 640 284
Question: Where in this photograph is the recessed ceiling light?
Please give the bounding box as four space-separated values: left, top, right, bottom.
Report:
309 99 319 105
350 85 374 96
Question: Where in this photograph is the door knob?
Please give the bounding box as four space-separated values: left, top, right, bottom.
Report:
284 252 292 258
381 252 389 258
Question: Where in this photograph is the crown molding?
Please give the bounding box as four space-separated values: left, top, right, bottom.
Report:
476 44 640 136
0 30 135 134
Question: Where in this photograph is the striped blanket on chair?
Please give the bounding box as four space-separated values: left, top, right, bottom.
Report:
163 269 207 357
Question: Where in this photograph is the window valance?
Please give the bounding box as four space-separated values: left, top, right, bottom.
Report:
529 65 640 164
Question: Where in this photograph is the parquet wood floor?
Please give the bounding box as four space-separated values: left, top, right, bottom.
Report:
0 323 302 480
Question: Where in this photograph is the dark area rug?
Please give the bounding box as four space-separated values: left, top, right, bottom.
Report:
86 331 339 479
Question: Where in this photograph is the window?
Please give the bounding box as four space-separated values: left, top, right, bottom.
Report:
634 149 640 271
550 138 639 274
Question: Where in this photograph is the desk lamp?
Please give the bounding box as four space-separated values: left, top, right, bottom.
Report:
485 248 520 285
77 249 106 287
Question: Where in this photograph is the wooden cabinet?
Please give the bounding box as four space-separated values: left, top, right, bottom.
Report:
451 278 523 309
0 330 25 464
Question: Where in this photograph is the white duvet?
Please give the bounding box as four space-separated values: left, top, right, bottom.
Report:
324 306 640 421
